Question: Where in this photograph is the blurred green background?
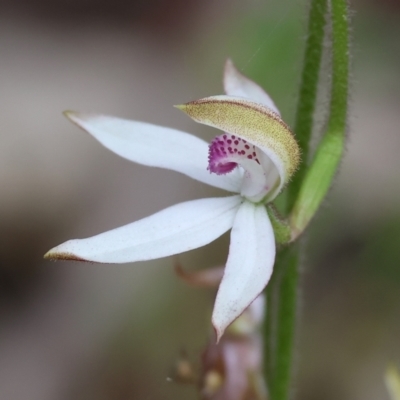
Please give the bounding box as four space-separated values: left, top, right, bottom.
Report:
0 0 399 399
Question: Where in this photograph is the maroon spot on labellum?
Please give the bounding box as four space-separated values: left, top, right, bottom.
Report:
208 133 260 175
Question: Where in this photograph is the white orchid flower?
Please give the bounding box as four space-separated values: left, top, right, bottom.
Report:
45 60 300 340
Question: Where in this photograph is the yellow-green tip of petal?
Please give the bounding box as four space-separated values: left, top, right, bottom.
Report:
63 110 76 118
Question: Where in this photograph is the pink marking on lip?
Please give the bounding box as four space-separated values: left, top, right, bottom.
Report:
208 133 260 175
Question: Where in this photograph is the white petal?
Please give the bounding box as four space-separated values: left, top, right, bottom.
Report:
45 196 242 264
223 59 281 115
212 201 275 341
65 112 242 193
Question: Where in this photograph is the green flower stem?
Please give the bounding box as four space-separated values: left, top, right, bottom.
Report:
286 0 328 214
290 0 350 238
264 1 350 399
265 245 299 400
264 0 328 397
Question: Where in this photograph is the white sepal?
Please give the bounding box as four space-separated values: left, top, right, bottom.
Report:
212 201 275 341
65 112 243 193
45 196 242 263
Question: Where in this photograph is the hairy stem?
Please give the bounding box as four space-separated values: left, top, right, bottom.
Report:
265 245 299 400
265 1 350 399
290 0 350 237
286 0 328 214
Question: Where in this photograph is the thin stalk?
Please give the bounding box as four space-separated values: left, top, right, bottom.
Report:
264 0 328 398
264 0 350 399
286 0 328 214
265 245 299 400
290 0 350 237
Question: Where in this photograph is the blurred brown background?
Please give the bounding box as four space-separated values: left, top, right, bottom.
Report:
0 0 399 399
